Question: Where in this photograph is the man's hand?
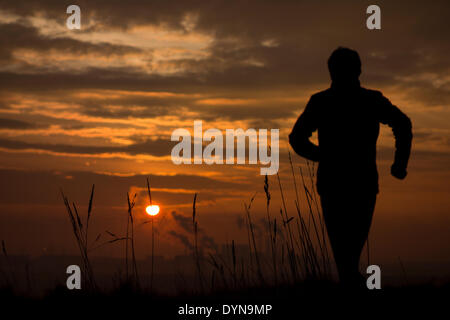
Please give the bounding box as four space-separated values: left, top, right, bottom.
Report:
391 163 407 180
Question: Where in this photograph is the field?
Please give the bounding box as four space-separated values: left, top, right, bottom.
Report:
0 159 448 315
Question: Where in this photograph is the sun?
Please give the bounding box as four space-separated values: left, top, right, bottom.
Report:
145 205 160 216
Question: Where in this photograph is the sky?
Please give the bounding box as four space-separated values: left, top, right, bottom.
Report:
0 1 449 275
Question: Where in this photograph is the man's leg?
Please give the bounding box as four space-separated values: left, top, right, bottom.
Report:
350 193 377 272
321 192 377 285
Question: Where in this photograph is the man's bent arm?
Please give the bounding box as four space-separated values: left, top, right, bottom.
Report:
378 93 413 170
289 96 320 162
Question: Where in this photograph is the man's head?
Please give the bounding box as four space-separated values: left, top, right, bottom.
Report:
328 47 361 83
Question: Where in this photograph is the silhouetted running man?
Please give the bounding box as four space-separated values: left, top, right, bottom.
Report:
289 47 412 286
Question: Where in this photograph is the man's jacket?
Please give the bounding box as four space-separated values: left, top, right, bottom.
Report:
289 83 412 195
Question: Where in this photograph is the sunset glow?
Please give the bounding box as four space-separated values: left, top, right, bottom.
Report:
146 205 160 216
0 2 448 284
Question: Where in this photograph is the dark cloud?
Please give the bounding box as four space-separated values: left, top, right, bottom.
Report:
76 93 299 122
0 22 142 63
0 137 174 156
0 118 45 129
2 1 447 37
0 134 283 166
0 168 242 206
170 210 217 250
0 1 447 94
171 211 194 234
168 230 193 250
200 234 217 250
0 0 196 31
0 111 146 130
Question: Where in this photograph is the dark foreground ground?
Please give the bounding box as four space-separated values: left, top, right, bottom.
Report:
1 281 449 318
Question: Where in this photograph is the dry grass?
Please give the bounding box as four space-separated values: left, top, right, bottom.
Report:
60 185 97 290
201 157 332 292
146 177 155 292
126 192 139 288
59 157 333 294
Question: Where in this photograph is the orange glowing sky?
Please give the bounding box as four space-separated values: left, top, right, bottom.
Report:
0 1 448 271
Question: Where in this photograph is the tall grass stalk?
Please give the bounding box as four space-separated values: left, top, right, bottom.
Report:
264 175 277 285
146 177 155 292
60 186 96 290
277 172 299 282
192 193 204 292
244 193 264 284
126 192 140 288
